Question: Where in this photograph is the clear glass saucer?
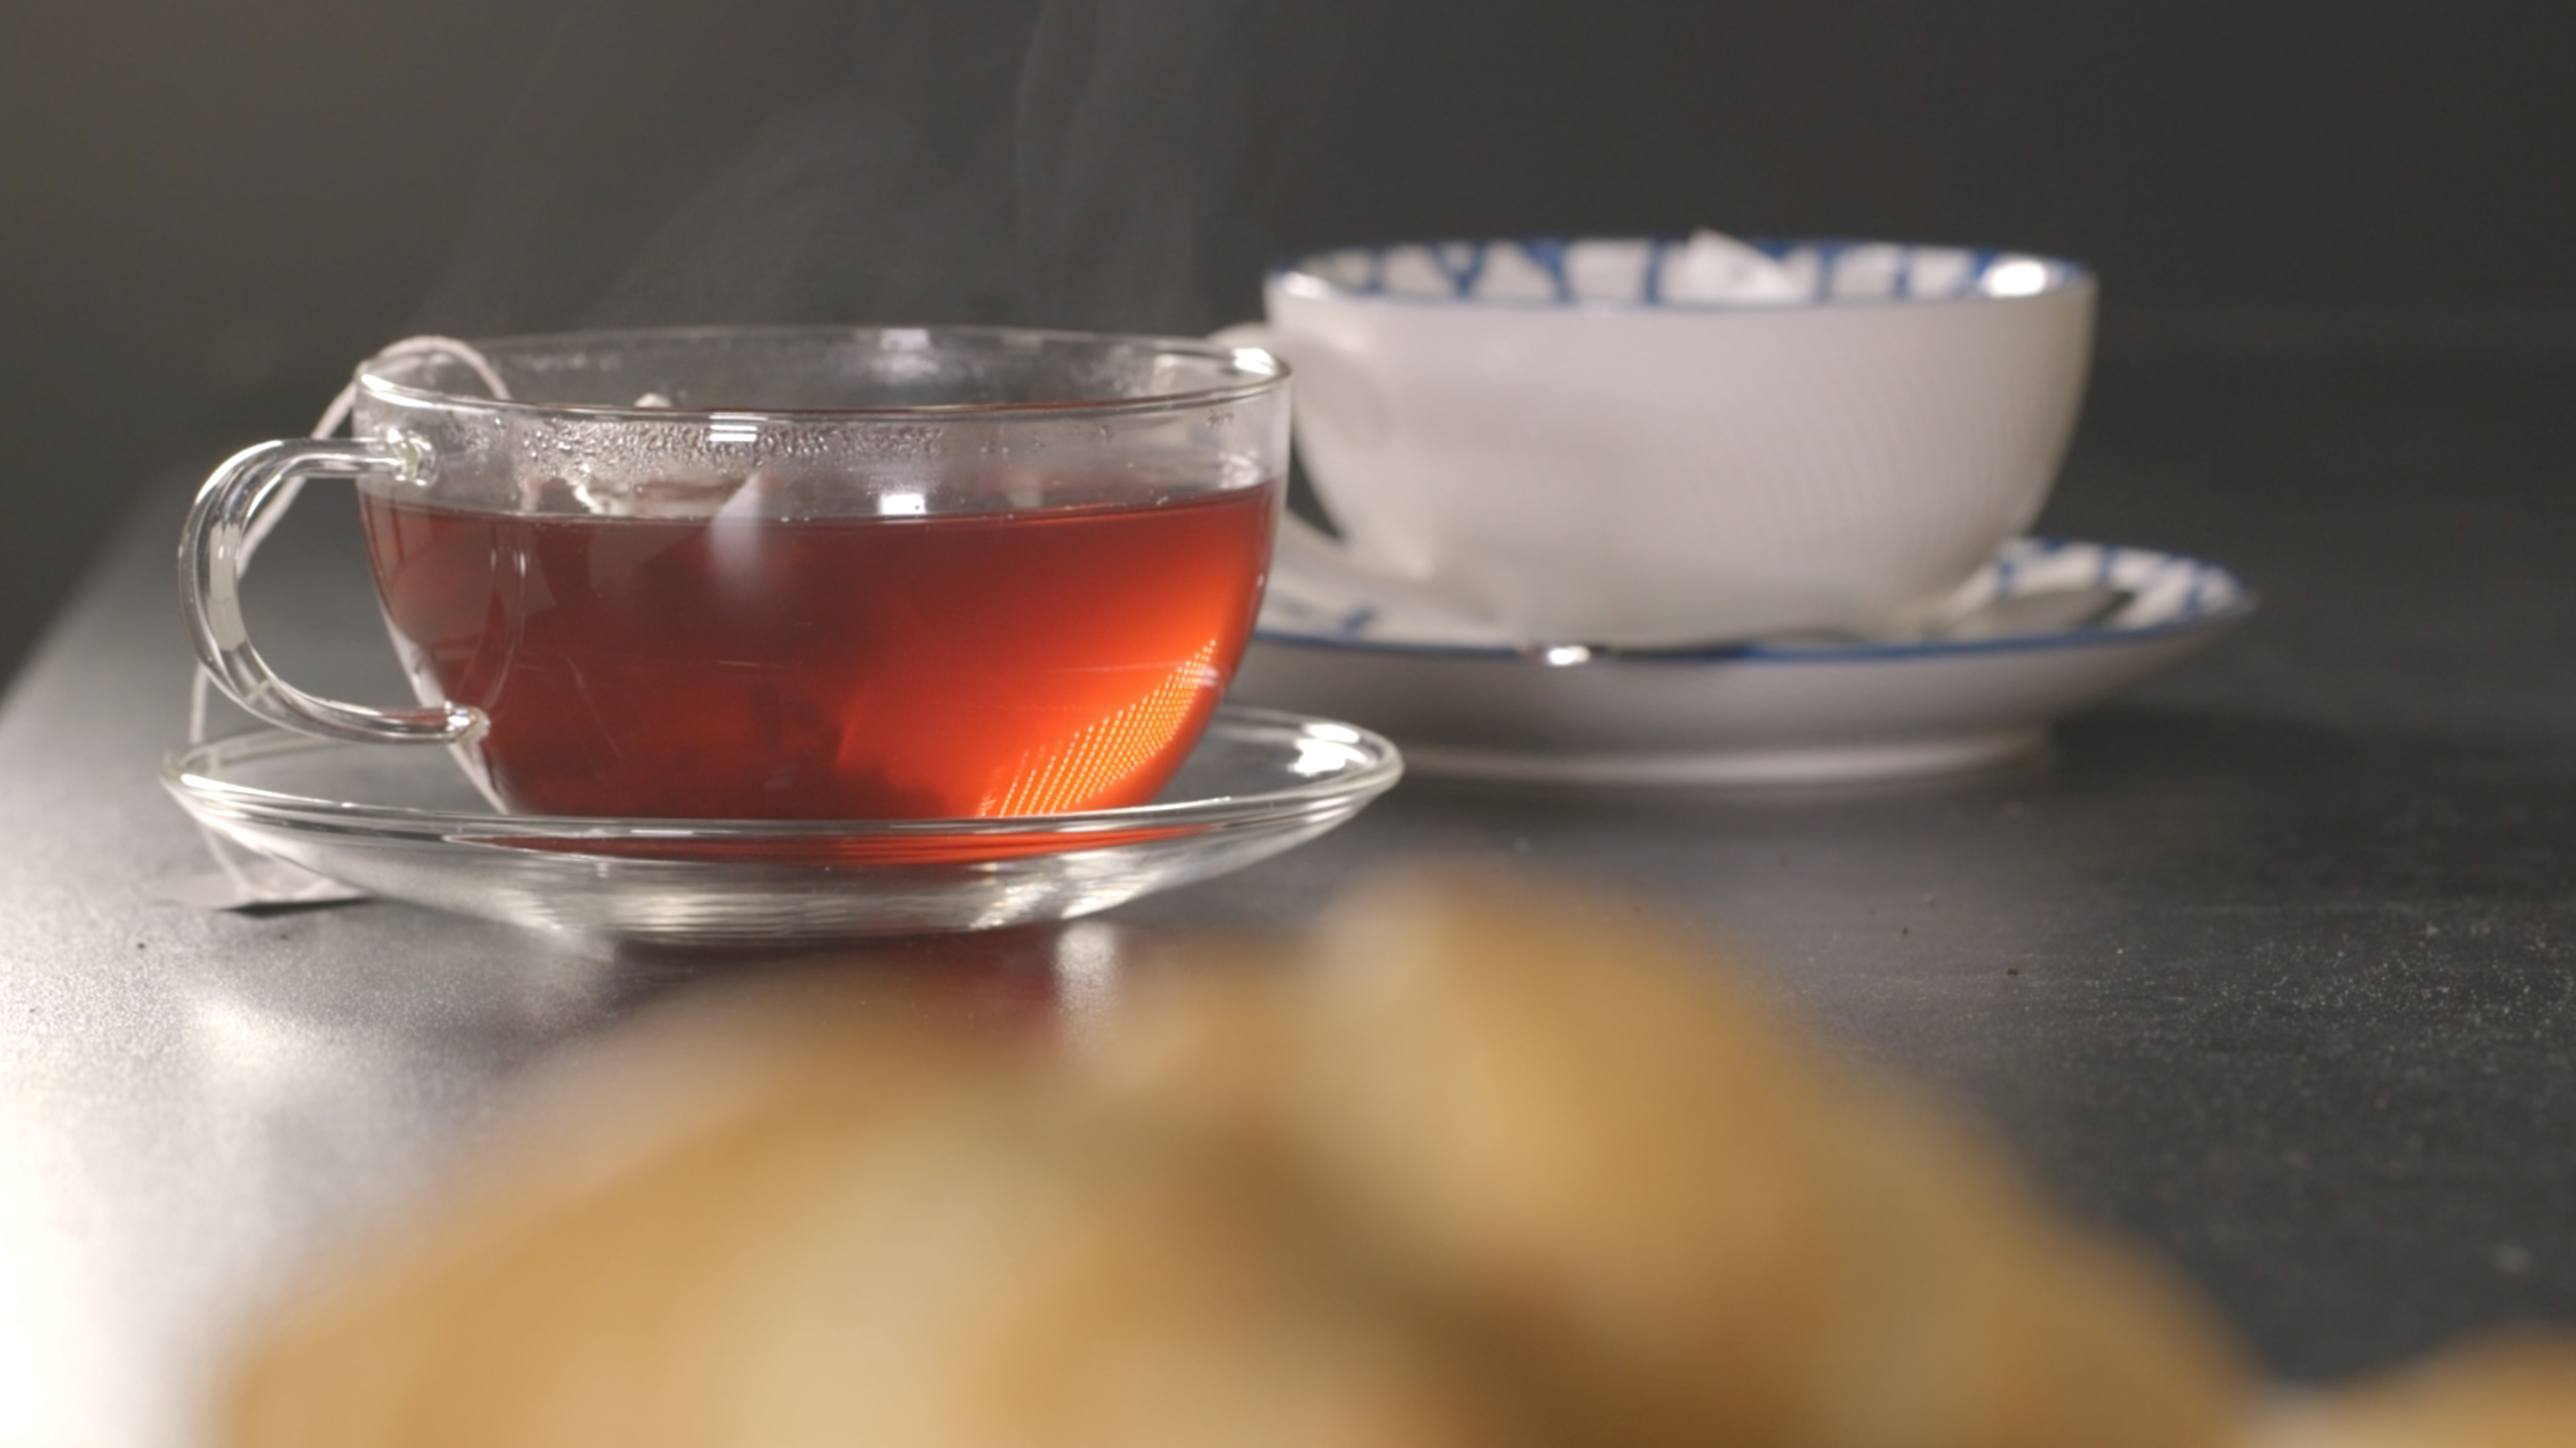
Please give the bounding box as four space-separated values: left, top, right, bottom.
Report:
163 707 1401 947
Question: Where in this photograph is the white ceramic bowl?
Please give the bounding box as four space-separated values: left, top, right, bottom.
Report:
1240 237 2098 647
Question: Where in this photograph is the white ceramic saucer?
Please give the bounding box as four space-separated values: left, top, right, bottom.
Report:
163 707 1401 947
1228 539 2253 787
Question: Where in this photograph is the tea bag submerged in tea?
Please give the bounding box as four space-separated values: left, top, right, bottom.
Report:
168 335 801 902
519 385 893 522
168 332 694 907
533 470 750 520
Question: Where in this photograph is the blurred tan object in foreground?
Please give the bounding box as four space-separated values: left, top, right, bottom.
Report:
1086 875 2247 1448
2248 1336 2576 1448
225 979 1513 1448
220 872 2570 1448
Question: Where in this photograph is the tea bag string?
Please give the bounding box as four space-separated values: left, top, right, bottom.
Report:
241 335 512 561
182 336 508 908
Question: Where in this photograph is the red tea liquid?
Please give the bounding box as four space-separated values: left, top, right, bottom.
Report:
359 485 1276 819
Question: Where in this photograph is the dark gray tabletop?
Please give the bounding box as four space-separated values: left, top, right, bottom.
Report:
3 356 2571 1448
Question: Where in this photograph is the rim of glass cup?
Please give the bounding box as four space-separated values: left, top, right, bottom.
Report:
352 323 1293 423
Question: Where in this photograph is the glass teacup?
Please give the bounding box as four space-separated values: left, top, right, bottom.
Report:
182 327 1289 820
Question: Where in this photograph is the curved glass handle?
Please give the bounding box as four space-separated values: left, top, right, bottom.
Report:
178 436 485 746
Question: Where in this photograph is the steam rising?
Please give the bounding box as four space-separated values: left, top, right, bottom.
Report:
1014 0 1277 330
416 0 1302 341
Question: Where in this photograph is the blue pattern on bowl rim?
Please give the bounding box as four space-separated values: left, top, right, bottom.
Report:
1273 237 2092 311
1256 538 2253 664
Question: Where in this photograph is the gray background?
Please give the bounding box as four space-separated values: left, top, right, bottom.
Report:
1 0 2571 682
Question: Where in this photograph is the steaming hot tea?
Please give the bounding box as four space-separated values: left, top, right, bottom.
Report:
182 327 1294 828
360 483 1277 820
